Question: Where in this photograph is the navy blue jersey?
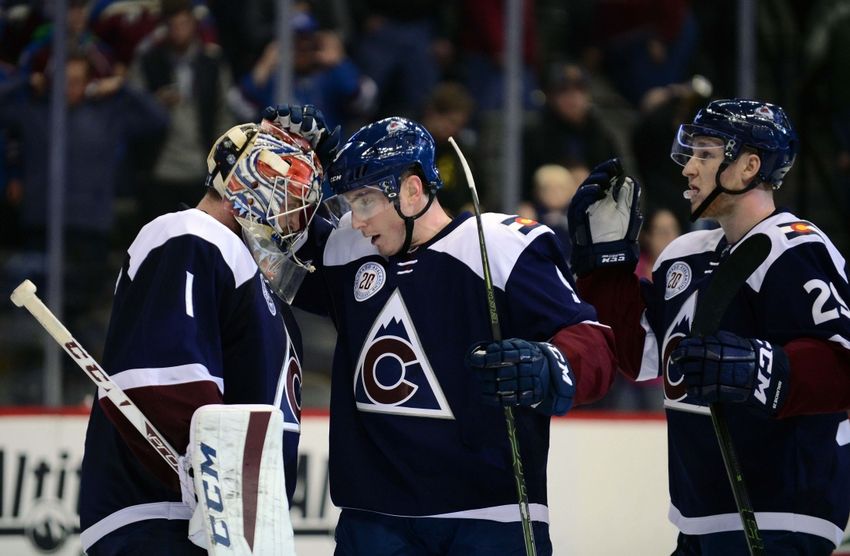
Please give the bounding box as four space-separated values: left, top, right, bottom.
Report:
78 209 302 551
302 211 613 522
630 211 850 546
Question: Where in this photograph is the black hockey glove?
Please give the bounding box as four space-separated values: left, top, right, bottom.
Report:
465 338 576 416
262 104 341 168
669 331 790 417
567 158 643 277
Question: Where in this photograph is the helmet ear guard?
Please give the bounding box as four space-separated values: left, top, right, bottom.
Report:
205 124 258 194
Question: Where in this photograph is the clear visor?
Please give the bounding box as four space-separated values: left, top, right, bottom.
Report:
670 125 726 167
323 185 392 227
236 216 313 304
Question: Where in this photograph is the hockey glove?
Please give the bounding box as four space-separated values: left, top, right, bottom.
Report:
669 330 790 417
262 103 341 168
567 158 643 277
466 338 576 416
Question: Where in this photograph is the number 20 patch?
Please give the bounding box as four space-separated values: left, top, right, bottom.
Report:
354 262 386 302
665 261 692 300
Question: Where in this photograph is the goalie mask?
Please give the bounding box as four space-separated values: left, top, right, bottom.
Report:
669 99 798 221
205 121 323 302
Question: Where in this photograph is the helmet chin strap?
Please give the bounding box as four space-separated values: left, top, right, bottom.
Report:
392 192 437 255
688 161 763 222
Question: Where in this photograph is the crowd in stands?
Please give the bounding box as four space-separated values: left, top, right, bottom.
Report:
1 0 848 407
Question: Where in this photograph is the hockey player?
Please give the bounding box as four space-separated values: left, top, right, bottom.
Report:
267 106 620 555
78 120 324 554
568 99 850 554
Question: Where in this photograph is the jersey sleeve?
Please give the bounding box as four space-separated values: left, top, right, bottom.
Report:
753 235 850 416
100 226 254 489
576 266 651 381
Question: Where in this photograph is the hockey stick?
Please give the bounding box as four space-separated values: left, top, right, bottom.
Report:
448 137 536 556
10 279 181 474
11 279 296 555
691 233 771 556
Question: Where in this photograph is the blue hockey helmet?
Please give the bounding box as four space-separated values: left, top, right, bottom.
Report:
671 99 798 189
326 117 443 200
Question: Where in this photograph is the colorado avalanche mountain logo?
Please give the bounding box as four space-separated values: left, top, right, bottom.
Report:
386 119 406 133
755 104 774 120
662 291 697 404
275 349 302 432
354 289 454 419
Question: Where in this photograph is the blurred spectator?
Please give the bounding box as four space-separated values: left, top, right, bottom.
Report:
518 164 578 263
18 0 116 80
89 0 218 72
631 75 712 230
688 0 736 99
458 0 539 113
0 60 24 249
802 0 850 238
536 0 597 76
635 207 682 281
87 0 161 71
236 10 374 133
0 53 168 402
522 62 618 200
352 0 451 117
591 0 698 106
420 81 478 214
129 0 233 222
0 1 48 65
230 0 336 81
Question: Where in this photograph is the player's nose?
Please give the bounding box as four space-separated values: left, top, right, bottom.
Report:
351 211 366 231
682 158 697 178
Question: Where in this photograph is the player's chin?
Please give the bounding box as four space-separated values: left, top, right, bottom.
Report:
375 238 399 257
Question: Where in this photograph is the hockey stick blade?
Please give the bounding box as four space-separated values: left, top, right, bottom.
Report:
10 279 181 473
692 233 771 556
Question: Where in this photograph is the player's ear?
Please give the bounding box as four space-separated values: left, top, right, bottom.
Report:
741 152 762 184
402 173 424 200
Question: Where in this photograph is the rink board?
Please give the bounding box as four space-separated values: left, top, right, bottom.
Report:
0 409 846 555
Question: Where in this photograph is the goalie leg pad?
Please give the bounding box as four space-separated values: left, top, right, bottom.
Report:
188 404 295 555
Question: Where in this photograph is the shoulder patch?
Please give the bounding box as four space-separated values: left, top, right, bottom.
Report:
779 221 821 240
664 261 692 300
500 216 541 235
353 261 386 301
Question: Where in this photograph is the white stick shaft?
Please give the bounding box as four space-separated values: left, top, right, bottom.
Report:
10 279 180 473
448 137 482 205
